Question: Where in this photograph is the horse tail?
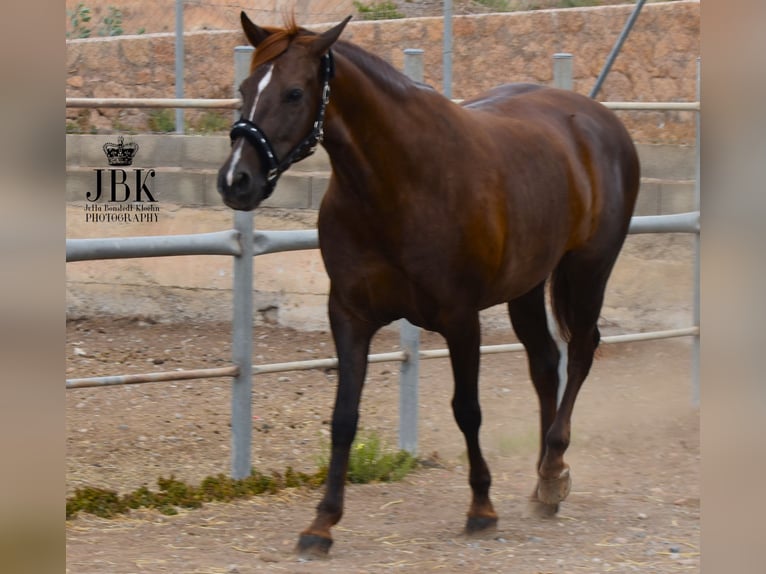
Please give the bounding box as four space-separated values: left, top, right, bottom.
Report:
549 259 573 344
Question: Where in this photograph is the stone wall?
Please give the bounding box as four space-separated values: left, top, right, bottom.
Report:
66 1 700 144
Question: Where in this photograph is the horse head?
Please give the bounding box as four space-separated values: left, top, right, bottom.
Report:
217 12 351 211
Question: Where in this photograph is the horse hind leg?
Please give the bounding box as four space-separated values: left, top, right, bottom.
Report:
507 282 563 516
535 250 617 507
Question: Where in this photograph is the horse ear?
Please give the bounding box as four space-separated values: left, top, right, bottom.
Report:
240 11 271 48
310 15 352 56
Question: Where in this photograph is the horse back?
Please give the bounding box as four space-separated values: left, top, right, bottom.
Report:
465 83 640 246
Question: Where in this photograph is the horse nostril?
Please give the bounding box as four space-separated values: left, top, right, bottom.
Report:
233 171 249 187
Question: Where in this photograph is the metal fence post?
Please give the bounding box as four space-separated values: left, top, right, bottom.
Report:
442 1 453 98
589 0 646 99
233 46 254 121
230 47 255 479
174 0 184 133
404 48 424 84
553 53 573 91
692 57 700 407
397 48 425 455
398 320 420 454
231 211 254 479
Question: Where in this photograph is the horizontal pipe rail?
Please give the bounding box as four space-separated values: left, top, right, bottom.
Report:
66 366 239 389
65 212 698 263
67 328 698 389
65 97 241 110
602 101 699 111
628 211 699 234
64 97 698 113
66 230 241 261
252 229 321 256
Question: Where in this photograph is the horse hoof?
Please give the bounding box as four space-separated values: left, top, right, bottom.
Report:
536 467 572 505
465 514 498 534
295 533 333 558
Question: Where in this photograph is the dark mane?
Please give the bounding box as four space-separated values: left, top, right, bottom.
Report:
333 40 429 97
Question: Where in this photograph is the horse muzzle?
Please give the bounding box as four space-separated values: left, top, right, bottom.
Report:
216 163 273 211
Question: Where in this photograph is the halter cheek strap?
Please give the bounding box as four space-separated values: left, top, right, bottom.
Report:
229 51 335 199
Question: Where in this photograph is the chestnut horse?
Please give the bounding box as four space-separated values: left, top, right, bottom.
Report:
218 13 640 556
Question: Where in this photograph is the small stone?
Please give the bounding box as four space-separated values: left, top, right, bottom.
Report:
153 358 165 365
227 565 241 573
637 512 648 520
73 347 87 356
260 551 282 562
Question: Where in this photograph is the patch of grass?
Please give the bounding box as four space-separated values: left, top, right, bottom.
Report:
66 433 413 520
66 466 325 520
475 0 513 12
353 1 405 20
190 111 231 134
318 430 418 484
147 109 176 133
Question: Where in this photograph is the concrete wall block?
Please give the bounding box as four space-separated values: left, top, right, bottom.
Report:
124 134 182 168
310 173 331 209
659 181 696 214
634 180 661 216
66 134 82 165
636 143 696 181
66 169 96 202
182 136 231 170
262 173 312 208
154 171 208 205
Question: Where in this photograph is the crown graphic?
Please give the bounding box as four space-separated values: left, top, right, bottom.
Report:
103 136 139 166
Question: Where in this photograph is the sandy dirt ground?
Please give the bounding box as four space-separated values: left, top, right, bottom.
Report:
66 317 699 573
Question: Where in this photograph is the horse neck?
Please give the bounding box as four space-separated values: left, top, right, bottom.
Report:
322 45 444 183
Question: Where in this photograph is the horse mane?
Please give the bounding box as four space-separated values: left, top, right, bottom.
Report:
333 40 429 98
250 15 423 98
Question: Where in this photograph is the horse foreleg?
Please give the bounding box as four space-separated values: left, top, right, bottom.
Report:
444 313 498 533
296 295 377 557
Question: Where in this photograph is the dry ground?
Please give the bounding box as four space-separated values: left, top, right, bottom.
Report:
66 318 699 573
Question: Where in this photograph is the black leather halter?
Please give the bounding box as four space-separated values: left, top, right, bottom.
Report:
229 51 335 199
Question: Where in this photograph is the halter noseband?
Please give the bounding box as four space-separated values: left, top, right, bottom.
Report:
229 51 335 199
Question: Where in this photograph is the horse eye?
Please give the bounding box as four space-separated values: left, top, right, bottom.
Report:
285 88 304 103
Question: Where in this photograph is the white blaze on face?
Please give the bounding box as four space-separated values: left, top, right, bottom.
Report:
226 64 274 187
